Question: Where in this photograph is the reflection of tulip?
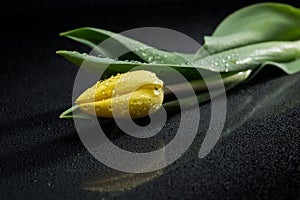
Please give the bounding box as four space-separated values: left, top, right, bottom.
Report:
76 70 164 119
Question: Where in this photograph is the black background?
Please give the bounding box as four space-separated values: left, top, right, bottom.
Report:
1 0 300 199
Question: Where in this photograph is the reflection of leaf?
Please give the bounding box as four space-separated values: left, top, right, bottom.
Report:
223 72 300 136
82 170 163 192
82 139 167 193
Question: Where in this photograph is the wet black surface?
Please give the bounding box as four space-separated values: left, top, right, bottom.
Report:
1 0 300 199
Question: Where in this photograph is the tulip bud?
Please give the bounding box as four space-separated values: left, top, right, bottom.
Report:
76 70 164 119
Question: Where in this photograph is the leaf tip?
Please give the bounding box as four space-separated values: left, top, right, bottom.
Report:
59 31 69 37
56 50 65 55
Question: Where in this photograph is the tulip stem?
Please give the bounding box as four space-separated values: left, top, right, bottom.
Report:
164 70 251 100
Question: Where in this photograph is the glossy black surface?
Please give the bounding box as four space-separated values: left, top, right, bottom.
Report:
1 0 300 199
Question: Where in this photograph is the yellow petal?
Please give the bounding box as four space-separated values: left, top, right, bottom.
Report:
76 70 164 119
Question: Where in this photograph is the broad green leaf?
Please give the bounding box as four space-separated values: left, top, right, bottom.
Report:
194 40 300 72
262 59 300 75
198 2 300 55
244 58 300 83
58 39 300 77
60 27 190 64
56 50 210 80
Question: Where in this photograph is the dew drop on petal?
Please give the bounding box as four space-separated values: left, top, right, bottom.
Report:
154 87 160 95
83 104 90 110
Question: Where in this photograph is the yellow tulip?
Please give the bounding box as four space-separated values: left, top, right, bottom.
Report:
76 70 164 119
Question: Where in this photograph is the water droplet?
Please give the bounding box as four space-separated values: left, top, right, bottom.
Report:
148 56 153 62
224 64 229 72
154 87 160 95
83 104 90 109
152 104 160 110
96 81 101 88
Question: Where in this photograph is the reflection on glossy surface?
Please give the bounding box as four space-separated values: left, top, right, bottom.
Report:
81 72 300 196
80 124 168 193
223 72 300 136
82 170 163 192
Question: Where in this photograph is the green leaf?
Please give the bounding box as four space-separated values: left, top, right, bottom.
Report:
59 105 94 119
58 39 300 77
56 50 211 81
59 27 190 64
262 59 300 75
245 58 300 83
194 40 300 72
199 2 300 55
